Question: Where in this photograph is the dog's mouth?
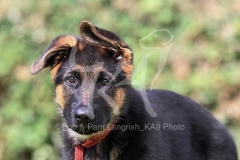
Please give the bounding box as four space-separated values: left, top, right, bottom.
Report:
75 129 94 135
70 123 107 135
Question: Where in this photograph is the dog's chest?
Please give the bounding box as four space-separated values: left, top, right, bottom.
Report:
84 144 120 160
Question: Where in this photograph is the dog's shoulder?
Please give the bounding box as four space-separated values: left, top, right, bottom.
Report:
143 89 225 131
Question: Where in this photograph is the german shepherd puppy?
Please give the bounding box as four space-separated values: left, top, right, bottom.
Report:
30 20 237 160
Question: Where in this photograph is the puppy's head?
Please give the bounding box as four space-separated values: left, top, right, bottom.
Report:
30 21 133 140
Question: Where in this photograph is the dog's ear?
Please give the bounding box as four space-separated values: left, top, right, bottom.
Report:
30 35 77 75
79 21 123 50
79 20 133 76
79 21 133 61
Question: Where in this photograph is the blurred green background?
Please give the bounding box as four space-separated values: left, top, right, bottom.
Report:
0 0 239 159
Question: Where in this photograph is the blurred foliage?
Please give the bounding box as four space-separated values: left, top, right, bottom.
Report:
0 0 239 159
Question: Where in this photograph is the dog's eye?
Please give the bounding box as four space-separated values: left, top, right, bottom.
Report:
102 78 111 86
66 76 76 84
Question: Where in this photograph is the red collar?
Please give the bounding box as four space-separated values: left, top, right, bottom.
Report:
74 124 114 160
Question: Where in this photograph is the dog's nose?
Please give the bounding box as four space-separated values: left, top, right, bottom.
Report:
73 107 91 123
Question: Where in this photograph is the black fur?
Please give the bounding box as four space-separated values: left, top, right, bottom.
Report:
62 88 238 160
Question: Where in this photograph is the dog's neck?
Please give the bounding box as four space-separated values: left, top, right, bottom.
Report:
74 124 114 160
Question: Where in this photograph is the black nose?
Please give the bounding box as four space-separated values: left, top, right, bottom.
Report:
74 107 91 123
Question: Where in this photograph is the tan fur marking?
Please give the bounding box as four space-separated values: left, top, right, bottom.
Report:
121 48 133 77
56 85 65 109
109 145 120 160
55 35 77 47
44 36 78 60
113 88 125 115
122 48 132 62
78 41 84 51
122 64 133 77
51 63 62 79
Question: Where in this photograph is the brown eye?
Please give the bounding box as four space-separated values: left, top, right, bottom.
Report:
67 76 76 84
102 78 111 86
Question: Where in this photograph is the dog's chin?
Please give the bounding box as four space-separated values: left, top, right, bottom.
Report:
67 130 92 141
67 128 105 142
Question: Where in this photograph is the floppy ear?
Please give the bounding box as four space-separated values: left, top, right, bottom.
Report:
79 21 125 50
30 35 78 75
79 20 133 76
